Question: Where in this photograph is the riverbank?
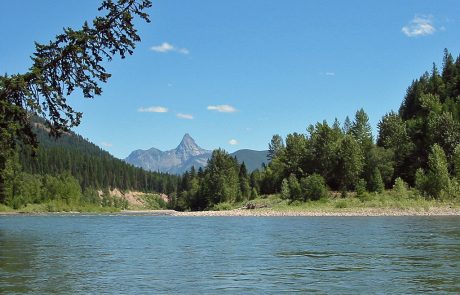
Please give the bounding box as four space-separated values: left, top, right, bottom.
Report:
172 206 460 217
1 206 459 217
2 191 460 217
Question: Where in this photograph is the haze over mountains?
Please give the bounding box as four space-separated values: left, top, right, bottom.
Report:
125 134 268 174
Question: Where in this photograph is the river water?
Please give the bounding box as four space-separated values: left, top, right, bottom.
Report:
1 215 459 294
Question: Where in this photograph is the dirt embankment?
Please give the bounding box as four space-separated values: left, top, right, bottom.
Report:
98 189 169 208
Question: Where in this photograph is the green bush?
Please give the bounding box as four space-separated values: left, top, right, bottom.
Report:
212 202 234 211
335 200 348 209
300 173 328 201
143 194 168 210
393 177 409 197
415 168 428 195
280 178 290 200
356 178 368 201
288 174 302 201
250 187 258 200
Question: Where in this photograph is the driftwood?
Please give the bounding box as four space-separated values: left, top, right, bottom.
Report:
245 203 268 210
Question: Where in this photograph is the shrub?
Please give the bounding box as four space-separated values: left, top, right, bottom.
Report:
335 200 348 209
392 177 409 197
356 178 368 201
416 144 451 199
415 168 428 195
250 187 258 200
300 174 328 201
212 202 234 211
288 174 302 201
454 145 460 180
280 178 290 200
143 194 168 210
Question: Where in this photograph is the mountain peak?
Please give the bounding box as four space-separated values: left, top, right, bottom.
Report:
125 133 268 174
175 134 207 158
179 133 197 148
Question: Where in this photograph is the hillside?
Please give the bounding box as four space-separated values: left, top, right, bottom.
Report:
19 121 179 194
230 149 268 171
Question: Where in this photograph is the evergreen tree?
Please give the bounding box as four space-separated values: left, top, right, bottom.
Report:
203 149 240 206
368 167 384 193
425 144 450 199
351 108 373 149
0 0 152 204
336 135 364 190
238 162 251 201
268 134 285 160
343 116 352 134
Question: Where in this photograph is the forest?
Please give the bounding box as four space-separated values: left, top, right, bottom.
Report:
1 118 179 210
1 49 460 212
173 49 460 211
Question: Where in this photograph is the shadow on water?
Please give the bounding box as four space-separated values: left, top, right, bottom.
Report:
0 230 36 293
276 250 339 258
0 228 76 294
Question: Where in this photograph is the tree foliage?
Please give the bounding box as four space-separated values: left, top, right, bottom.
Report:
0 0 152 203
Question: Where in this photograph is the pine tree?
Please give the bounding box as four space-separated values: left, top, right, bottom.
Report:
426 144 450 198
0 0 152 204
351 108 373 150
268 134 285 160
343 116 352 134
368 167 384 193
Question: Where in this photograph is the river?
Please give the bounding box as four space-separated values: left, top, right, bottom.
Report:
1 215 459 294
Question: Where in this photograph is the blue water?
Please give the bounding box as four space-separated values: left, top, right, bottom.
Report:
1 215 460 294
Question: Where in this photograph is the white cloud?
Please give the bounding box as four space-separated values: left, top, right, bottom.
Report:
138 106 168 113
402 15 436 37
150 42 189 54
207 104 237 113
101 142 113 148
319 72 335 76
177 113 194 120
228 139 239 145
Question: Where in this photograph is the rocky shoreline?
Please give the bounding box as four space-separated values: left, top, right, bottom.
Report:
171 207 460 217
1 207 459 217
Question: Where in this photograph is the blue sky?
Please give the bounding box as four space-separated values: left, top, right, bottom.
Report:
1 0 460 158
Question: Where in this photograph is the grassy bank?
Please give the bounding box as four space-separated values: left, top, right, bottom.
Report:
210 189 460 214
2 189 459 215
0 201 122 214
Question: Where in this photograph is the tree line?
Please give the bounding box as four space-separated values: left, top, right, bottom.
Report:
2 49 459 211
1 118 179 209
174 49 460 210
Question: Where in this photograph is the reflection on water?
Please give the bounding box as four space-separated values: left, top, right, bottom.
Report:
0 230 35 293
0 216 459 294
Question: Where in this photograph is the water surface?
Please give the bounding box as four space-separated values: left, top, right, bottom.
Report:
1 215 459 294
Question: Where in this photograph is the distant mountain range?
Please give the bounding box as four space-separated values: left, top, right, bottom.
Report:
125 134 269 174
